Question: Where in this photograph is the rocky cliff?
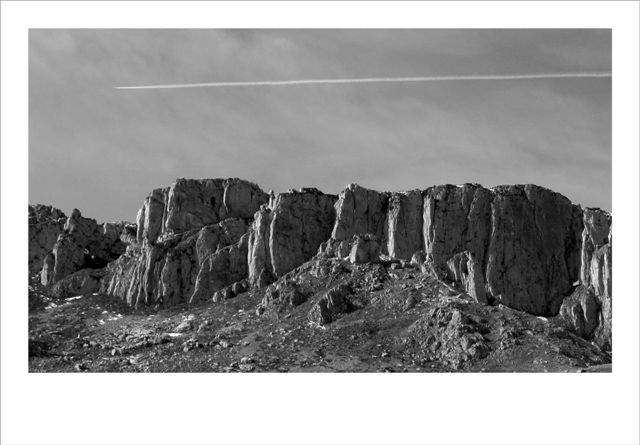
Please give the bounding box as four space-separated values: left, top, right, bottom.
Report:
100 178 269 306
28 205 67 275
31 178 612 350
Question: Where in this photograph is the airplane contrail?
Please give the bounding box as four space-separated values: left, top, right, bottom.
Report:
115 72 611 90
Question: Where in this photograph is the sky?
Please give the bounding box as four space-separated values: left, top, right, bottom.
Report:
29 29 611 223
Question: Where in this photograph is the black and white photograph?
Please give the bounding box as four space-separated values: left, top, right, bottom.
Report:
27 28 613 374
2 2 639 445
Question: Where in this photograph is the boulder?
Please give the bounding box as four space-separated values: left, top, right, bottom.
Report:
348 234 381 264
260 282 308 312
307 284 354 325
559 286 600 339
50 268 105 299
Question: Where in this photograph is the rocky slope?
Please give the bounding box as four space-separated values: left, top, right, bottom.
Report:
29 177 612 363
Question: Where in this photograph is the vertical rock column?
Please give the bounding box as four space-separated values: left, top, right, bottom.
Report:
248 189 337 287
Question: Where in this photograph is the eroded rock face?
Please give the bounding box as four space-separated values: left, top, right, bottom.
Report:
331 184 387 242
247 188 337 287
101 179 269 307
40 209 127 285
43 178 610 352
384 190 423 259
445 251 487 304
326 184 590 316
423 184 493 270
101 217 249 307
136 178 268 243
28 205 66 275
484 185 577 315
577 208 612 350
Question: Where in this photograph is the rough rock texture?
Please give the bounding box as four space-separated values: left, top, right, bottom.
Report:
484 185 578 315
36 178 610 351
348 234 381 264
100 179 269 307
102 217 249 307
559 286 600 339
136 178 268 243
384 190 423 259
326 184 591 317
331 184 388 242
576 208 611 350
28 205 66 275
307 283 354 325
422 184 493 272
445 251 487 304
247 188 337 287
50 268 105 299
40 209 127 285
407 303 490 370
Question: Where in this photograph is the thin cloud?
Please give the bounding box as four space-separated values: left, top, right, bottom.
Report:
115 72 612 90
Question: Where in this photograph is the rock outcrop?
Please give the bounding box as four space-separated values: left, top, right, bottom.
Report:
331 184 387 242
40 209 127 285
101 179 270 307
136 178 268 243
560 208 611 350
32 178 612 351
28 205 66 275
247 188 337 287
102 215 251 307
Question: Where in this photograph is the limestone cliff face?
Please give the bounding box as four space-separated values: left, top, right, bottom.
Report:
136 178 268 243
28 205 67 275
100 178 268 307
247 188 337 287
560 208 611 350
33 178 612 350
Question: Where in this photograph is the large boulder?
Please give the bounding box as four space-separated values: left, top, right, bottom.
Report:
307 283 354 325
50 268 105 299
28 205 66 275
348 234 381 264
559 285 600 339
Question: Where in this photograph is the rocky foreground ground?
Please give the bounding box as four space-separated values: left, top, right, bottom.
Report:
29 253 611 373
